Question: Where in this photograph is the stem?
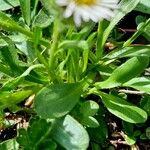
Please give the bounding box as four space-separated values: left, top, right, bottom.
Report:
33 27 49 69
48 19 59 82
13 26 51 48
96 20 109 60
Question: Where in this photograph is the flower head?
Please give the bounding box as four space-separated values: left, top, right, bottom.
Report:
56 0 119 26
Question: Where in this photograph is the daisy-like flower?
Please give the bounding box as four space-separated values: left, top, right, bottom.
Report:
56 0 119 26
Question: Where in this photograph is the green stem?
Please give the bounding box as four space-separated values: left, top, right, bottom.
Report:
33 27 49 69
96 20 109 60
48 19 59 82
18 27 51 48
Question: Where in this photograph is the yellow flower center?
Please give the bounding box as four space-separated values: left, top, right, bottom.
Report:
75 0 96 5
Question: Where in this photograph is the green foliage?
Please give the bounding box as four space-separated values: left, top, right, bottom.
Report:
0 0 149 149
19 0 31 26
140 95 150 115
17 117 56 150
88 110 108 145
135 0 150 14
95 91 147 123
35 82 83 119
0 139 19 150
123 77 150 94
95 56 149 89
0 0 19 11
79 100 99 127
51 115 89 150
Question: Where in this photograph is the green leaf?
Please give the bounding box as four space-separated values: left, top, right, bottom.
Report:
79 101 99 127
91 143 101 150
122 121 134 136
80 100 99 117
95 57 149 89
0 11 50 48
0 139 19 150
88 115 108 144
19 0 31 26
140 133 148 140
7 34 36 62
1 64 45 91
51 115 89 150
71 100 100 128
0 0 19 11
143 23 150 42
35 82 83 119
124 135 136 145
0 90 33 111
123 77 150 94
146 127 150 139
135 0 150 14
0 11 32 36
104 46 150 59
96 20 109 58
0 42 22 76
81 116 99 128
122 122 136 145
17 117 55 150
96 91 147 123
140 95 150 116
33 8 53 28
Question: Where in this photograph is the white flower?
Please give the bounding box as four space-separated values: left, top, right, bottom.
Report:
56 0 119 26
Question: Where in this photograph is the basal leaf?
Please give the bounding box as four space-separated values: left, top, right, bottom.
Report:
81 116 99 128
87 115 108 144
95 57 149 89
0 0 19 11
135 0 150 14
0 11 31 36
0 11 50 47
104 46 150 60
96 91 147 123
35 82 83 119
140 95 150 116
51 115 89 150
0 90 33 111
33 8 53 28
0 139 19 150
19 0 31 26
80 100 99 117
124 135 136 145
1 64 45 91
123 77 150 94
17 117 55 150
0 44 22 76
